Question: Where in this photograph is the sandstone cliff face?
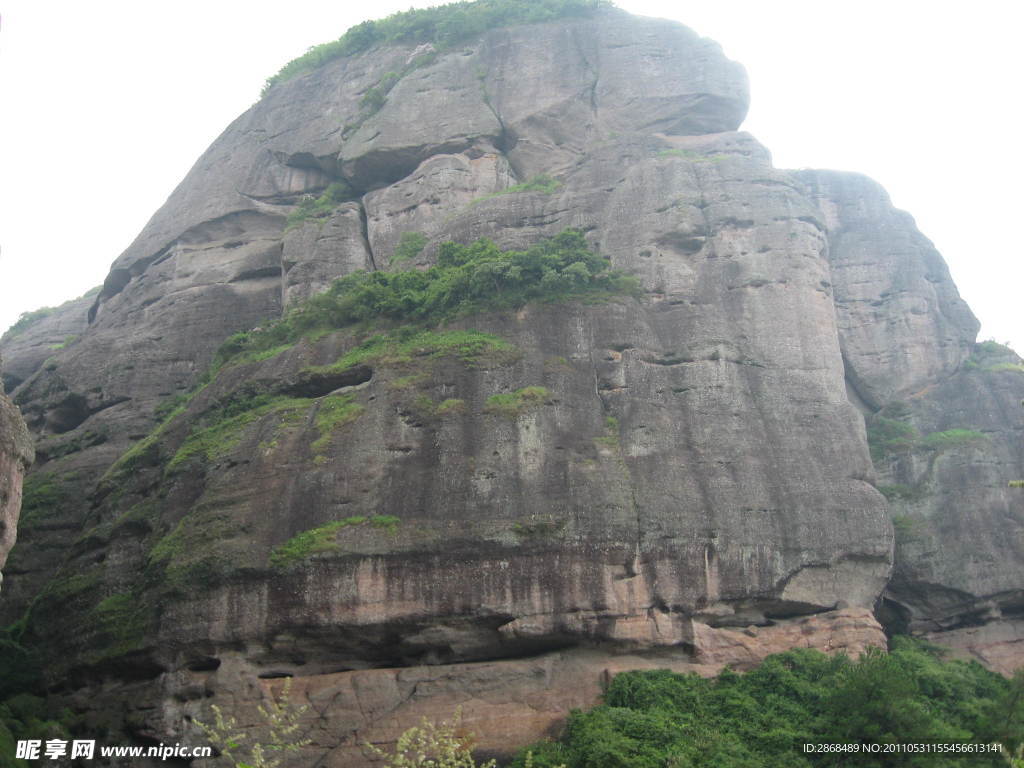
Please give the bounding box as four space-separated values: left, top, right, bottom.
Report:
0 6 1020 763
0 361 34 590
796 171 979 409
797 171 1024 673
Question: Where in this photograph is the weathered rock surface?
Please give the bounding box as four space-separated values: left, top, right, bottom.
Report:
874 349 1024 657
0 291 93 394
0 359 34 590
796 170 979 409
0 5 1020 764
800 171 1024 670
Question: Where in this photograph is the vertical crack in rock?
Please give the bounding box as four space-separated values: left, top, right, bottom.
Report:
357 198 377 272
570 25 600 115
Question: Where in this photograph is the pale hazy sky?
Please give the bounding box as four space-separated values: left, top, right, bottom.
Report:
1 1 1020 352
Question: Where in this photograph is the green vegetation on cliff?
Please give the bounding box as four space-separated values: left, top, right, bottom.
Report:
867 403 989 463
269 515 400 569
216 230 636 367
516 640 1022 768
918 429 987 452
285 182 354 231
308 328 516 375
470 174 561 205
0 693 73 768
392 232 428 264
965 340 1024 373
167 394 310 473
1 286 99 341
18 472 73 527
484 386 550 417
311 394 364 454
262 0 613 94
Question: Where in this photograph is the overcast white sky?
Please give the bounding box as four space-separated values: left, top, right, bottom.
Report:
1 1 1020 352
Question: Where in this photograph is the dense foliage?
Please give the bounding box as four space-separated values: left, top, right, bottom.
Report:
216 230 636 368
515 640 1023 768
262 0 613 94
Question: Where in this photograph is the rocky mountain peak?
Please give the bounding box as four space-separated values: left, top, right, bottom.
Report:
0 3 1019 763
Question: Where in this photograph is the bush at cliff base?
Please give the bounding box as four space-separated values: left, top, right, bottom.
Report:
514 638 1024 768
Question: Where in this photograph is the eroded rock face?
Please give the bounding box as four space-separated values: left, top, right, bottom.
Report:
0 6 1018 764
800 172 1024 670
796 170 978 409
58 608 880 765
874 351 1024 659
0 292 93 394
0 361 34 590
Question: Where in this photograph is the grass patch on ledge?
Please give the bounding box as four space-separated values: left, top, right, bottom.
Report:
269 515 400 569
484 386 549 417
310 328 517 378
311 394 364 454
166 395 311 473
469 174 561 205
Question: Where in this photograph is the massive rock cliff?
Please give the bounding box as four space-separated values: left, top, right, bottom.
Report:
0 360 33 590
0 4 1020 763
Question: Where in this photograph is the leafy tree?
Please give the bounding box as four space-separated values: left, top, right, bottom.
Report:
514 641 1020 768
365 707 497 768
196 679 310 768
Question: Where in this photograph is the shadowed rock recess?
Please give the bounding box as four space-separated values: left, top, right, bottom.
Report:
0 5 1021 763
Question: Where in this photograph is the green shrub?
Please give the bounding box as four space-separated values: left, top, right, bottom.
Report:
216 230 636 367
513 639 1018 767
393 232 428 264
2 307 55 340
977 340 1014 356
0 693 73 768
262 0 613 94
48 335 77 350
919 429 987 452
866 416 918 462
196 679 310 768
285 181 354 230
360 71 401 111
